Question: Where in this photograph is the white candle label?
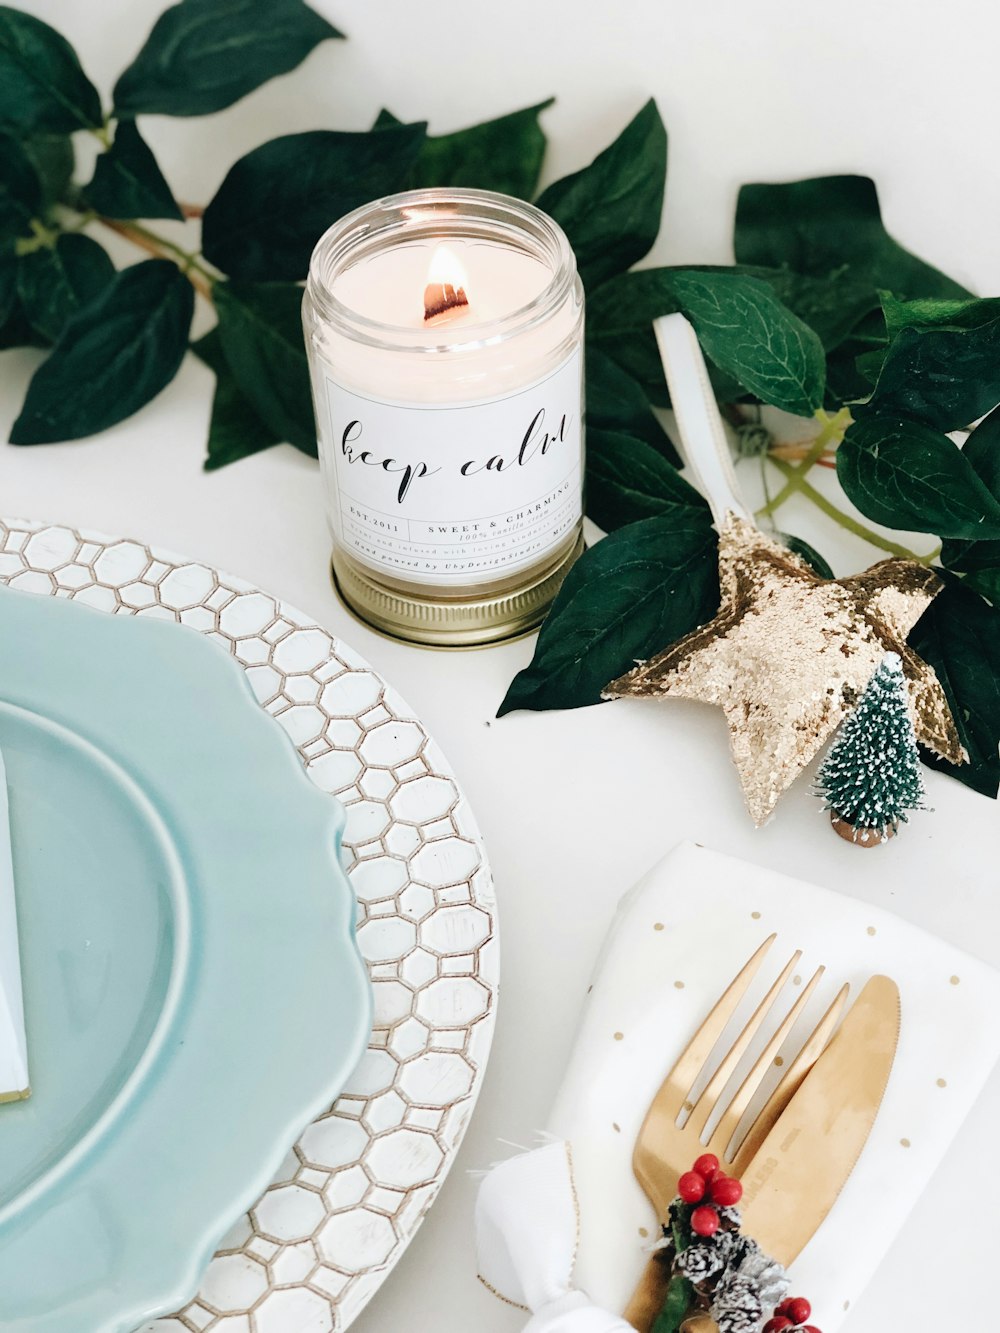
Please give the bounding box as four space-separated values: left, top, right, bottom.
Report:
320 348 583 585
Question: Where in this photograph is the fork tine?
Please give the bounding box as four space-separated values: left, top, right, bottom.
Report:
631 934 775 1177
706 965 825 1161
686 949 801 1137
729 981 851 1176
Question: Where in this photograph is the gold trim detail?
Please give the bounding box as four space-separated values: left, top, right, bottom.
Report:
331 531 585 648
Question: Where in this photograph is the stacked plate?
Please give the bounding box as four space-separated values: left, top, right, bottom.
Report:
0 520 497 1333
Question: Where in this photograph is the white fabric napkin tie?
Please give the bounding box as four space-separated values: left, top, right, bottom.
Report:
475 1140 634 1333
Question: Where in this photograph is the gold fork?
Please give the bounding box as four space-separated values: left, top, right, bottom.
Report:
623 934 850 1332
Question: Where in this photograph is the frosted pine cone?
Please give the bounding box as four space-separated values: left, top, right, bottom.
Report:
714 1309 760 1333
729 1237 789 1309
711 1236 789 1332
676 1234 733 1283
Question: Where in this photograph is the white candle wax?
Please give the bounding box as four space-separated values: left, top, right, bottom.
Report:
304 189 585 643
333 238 550 328
315 238 579 405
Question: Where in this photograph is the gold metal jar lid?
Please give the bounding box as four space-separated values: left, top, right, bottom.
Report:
331 530 584 648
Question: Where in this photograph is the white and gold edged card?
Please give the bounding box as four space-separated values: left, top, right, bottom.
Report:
0 745 29 1103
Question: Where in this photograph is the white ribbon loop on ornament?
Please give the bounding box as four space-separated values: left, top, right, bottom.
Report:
653 312 753 527
475 1141 635 1333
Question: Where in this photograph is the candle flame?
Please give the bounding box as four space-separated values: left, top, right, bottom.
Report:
424 243 470 322
427 243 469 292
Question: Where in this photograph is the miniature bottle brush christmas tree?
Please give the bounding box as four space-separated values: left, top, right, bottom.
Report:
816 652 927 846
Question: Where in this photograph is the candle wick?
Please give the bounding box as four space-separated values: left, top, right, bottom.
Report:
424 282 469 323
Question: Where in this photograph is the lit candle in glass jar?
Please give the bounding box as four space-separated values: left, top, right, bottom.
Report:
303 188 584 647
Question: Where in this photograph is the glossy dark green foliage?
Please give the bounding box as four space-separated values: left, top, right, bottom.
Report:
585 347 679 463
910 572 1000 797
413 100 553 197
735 175 971 299
585 428 708 533
113 0 342 117
537 99 666 288
17 232 115 341
498 511 718 715
191 325 279 469
0 6 102 132
838 414 1000 541
213 280 315 455
84 121 182 220
201 124 427 281
10 258 194 443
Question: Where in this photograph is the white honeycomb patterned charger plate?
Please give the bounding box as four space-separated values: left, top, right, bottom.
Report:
0 518 497 1333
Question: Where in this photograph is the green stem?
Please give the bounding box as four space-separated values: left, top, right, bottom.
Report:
14 217 60 255
106 217 217 284
95 216 217 300
768 457 936 563
757 407 852 518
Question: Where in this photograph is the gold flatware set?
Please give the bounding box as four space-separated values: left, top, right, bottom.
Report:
622 935 900 1331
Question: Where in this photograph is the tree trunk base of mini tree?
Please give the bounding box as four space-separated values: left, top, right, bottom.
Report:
830 813 895 847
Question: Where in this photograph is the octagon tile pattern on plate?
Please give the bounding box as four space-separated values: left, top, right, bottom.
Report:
0 520 498 1333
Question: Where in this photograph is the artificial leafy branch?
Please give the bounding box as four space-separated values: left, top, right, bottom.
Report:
2 0 998 798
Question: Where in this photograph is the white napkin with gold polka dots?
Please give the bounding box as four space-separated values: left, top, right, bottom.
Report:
542 841 1000 1331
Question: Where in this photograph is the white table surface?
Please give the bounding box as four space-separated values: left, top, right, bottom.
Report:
2 370 998 1333
5 1 1000 1326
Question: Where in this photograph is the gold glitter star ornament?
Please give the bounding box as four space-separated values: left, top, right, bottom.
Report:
604 514 965 825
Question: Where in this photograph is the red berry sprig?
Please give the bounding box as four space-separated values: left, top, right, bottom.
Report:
672 1160 822 1333
676 1154 744 1237
763 1295 821 1333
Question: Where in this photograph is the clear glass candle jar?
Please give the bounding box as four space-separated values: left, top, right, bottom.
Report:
303 187 585 647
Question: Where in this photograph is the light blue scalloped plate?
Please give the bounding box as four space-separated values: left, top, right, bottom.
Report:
0 585 372 1332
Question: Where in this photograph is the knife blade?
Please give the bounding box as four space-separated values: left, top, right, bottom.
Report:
739 973 900 1266
0 744 29 1104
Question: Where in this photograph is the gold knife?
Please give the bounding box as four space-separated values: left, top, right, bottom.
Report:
739 974 900 1266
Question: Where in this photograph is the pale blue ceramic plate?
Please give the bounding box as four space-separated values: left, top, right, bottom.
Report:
0 586 372 1332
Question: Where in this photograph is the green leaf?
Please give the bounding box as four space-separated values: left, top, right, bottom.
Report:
837 414 1000 540
586 428 707 532
413 100 553 198
749 266 880 353
909 572 1000 797
20 131 74 212
0 6 102 132
0 289 47 350
734 175 971 299
213 280 315 454
202 124 427 281
879 292 997 338
782 533 834 579
17 232 115 341
83 120 182 221
964 568 1000 606
660 269 827 416
192 325 279 469
651 1273 695 1333
862 295 1000 433
0 131 41 245
536 99 666 288
9 258 194 444
113 0 342 118
823 308 889 406
825 345 881 409
498 511 719 715
958 403 1000 500
940 406 1000 577
586 270 742 407
0 249 16 326
586 346 679 464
